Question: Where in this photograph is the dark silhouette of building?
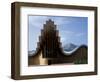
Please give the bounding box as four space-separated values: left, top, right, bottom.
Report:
28 19 88 65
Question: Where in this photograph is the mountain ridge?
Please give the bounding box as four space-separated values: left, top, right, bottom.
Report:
28 43 87 56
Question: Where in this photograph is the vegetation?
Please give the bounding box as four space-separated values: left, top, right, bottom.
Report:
74 58 87 64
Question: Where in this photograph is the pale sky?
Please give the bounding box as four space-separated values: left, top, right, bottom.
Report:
28 15 88 51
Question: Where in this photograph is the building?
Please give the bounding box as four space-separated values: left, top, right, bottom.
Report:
28 19 88 66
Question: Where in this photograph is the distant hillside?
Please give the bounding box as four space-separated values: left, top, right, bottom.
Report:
63 43 77 52
28 50 35 56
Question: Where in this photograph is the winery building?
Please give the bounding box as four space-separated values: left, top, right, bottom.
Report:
28 19 88 65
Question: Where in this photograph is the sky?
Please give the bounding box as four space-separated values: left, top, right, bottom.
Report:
28 15 88 51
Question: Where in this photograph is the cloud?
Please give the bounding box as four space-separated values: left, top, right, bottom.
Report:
59 30 75 39
53 18 71 26
75 33 85 37
61 37 66 42
28 15 72 30
60 30 74 34
59 30 74 46
29 16 48 29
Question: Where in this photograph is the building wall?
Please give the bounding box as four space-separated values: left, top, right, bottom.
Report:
28 51 48 66
39 51 48 65
28 46 87 65
28 55 40 65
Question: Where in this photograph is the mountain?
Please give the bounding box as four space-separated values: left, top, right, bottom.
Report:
63 43 77 52
28 50 35 56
